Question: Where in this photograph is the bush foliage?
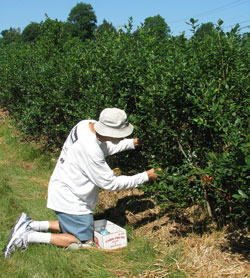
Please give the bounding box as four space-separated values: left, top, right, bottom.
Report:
0 18 249 227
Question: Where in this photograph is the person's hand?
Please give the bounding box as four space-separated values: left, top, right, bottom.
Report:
133 138 140 147
146 168 158 180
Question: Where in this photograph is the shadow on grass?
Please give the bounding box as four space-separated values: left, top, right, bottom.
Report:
95 193 250 260
95 193 155 227
94 193 210 234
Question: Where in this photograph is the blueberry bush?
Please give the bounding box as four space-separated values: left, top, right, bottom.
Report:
0 18 249 226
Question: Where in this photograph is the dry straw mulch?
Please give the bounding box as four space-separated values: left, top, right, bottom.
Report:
98 189 250 278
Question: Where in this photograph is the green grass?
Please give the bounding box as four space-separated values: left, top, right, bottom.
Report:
0 118 188 278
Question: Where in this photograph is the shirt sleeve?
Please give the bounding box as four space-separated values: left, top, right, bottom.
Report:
101 139 135 157
86 150 149 191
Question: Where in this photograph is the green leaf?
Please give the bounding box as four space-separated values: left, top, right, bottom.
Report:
232 194 241 199
238 190 248 199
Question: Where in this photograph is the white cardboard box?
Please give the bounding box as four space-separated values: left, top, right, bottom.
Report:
94 219 127 250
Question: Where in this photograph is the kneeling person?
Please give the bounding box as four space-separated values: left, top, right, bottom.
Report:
3 108 158 258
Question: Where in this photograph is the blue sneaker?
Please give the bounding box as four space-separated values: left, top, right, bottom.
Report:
3 212 32 258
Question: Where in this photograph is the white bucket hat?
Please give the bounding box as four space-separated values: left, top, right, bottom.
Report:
94 108 134 138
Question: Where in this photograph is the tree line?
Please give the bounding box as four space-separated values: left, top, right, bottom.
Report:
0 3 168 44
1 2 249 45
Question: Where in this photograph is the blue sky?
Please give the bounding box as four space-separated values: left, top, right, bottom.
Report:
1 0 250 37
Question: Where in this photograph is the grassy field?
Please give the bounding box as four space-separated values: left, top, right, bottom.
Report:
0 109 249 278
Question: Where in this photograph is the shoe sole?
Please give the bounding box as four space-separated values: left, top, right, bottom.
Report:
67 240 96 250
3 212 31 258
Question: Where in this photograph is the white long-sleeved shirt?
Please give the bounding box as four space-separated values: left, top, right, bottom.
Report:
47 120 149 215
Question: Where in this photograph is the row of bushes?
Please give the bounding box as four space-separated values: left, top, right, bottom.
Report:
0 18 249 226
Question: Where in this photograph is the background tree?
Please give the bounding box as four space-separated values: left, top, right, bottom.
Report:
242 32 250 46
194 22 216 39
143 15 171 39
22 22 41 42
1 27 21 44
242 32 250 40
96 19 117 35
67 2 97 41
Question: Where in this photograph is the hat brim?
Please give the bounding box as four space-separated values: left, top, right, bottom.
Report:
94 122 134 138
